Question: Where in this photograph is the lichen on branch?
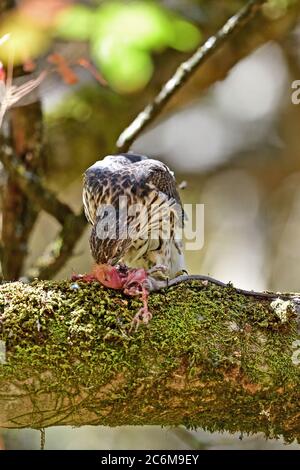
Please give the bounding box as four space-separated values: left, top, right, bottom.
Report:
0 279 299 443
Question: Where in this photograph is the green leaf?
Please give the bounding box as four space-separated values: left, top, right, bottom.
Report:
170 19 202 52
92 38 153 93
55 5 94 41
0 17 49 64
92 2 173 49
54 1 202 93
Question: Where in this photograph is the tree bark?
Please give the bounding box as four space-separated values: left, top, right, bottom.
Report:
0 0 15 15
0 279 299 443
1 101 43 280
0 0 44 281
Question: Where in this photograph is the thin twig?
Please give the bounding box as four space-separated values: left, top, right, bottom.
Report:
116 0 266 152
161 274 300 301
40 428 45 450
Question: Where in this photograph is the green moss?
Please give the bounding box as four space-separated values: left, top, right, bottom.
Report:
0 280 300 441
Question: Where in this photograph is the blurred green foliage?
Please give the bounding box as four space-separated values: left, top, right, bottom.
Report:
264 0 298 18
0 15 50 64
0 0 297 93
55 1 201 92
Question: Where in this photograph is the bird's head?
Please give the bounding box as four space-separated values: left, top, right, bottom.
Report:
90 217 131 266
91 237 131 266
89 228 132 289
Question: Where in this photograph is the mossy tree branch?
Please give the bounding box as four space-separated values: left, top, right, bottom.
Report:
0 279 300 442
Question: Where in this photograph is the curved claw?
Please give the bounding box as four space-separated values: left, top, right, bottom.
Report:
147 264 168 275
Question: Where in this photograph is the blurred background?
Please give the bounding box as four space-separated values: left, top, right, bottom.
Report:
1 0 300 450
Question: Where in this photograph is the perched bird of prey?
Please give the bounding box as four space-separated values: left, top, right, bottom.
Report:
80 153 185 326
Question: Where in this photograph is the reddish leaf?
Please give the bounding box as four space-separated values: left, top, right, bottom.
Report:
47 53 78 85
77 58 107 86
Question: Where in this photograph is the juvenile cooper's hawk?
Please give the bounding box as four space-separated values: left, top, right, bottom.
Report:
81 153 185 326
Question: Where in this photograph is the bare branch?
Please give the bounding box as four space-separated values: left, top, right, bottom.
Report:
0 143 87 280
0 145 74 225
117 0 267 152
27 210 87 280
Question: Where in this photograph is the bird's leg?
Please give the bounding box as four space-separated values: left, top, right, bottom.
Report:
145 267 191 292
147 264 168 276
144 276 168 291
72 264 165 329
121 268 155 329
146 264 168 279
126 265 170 329
143 264 170 291
130 286 152 332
